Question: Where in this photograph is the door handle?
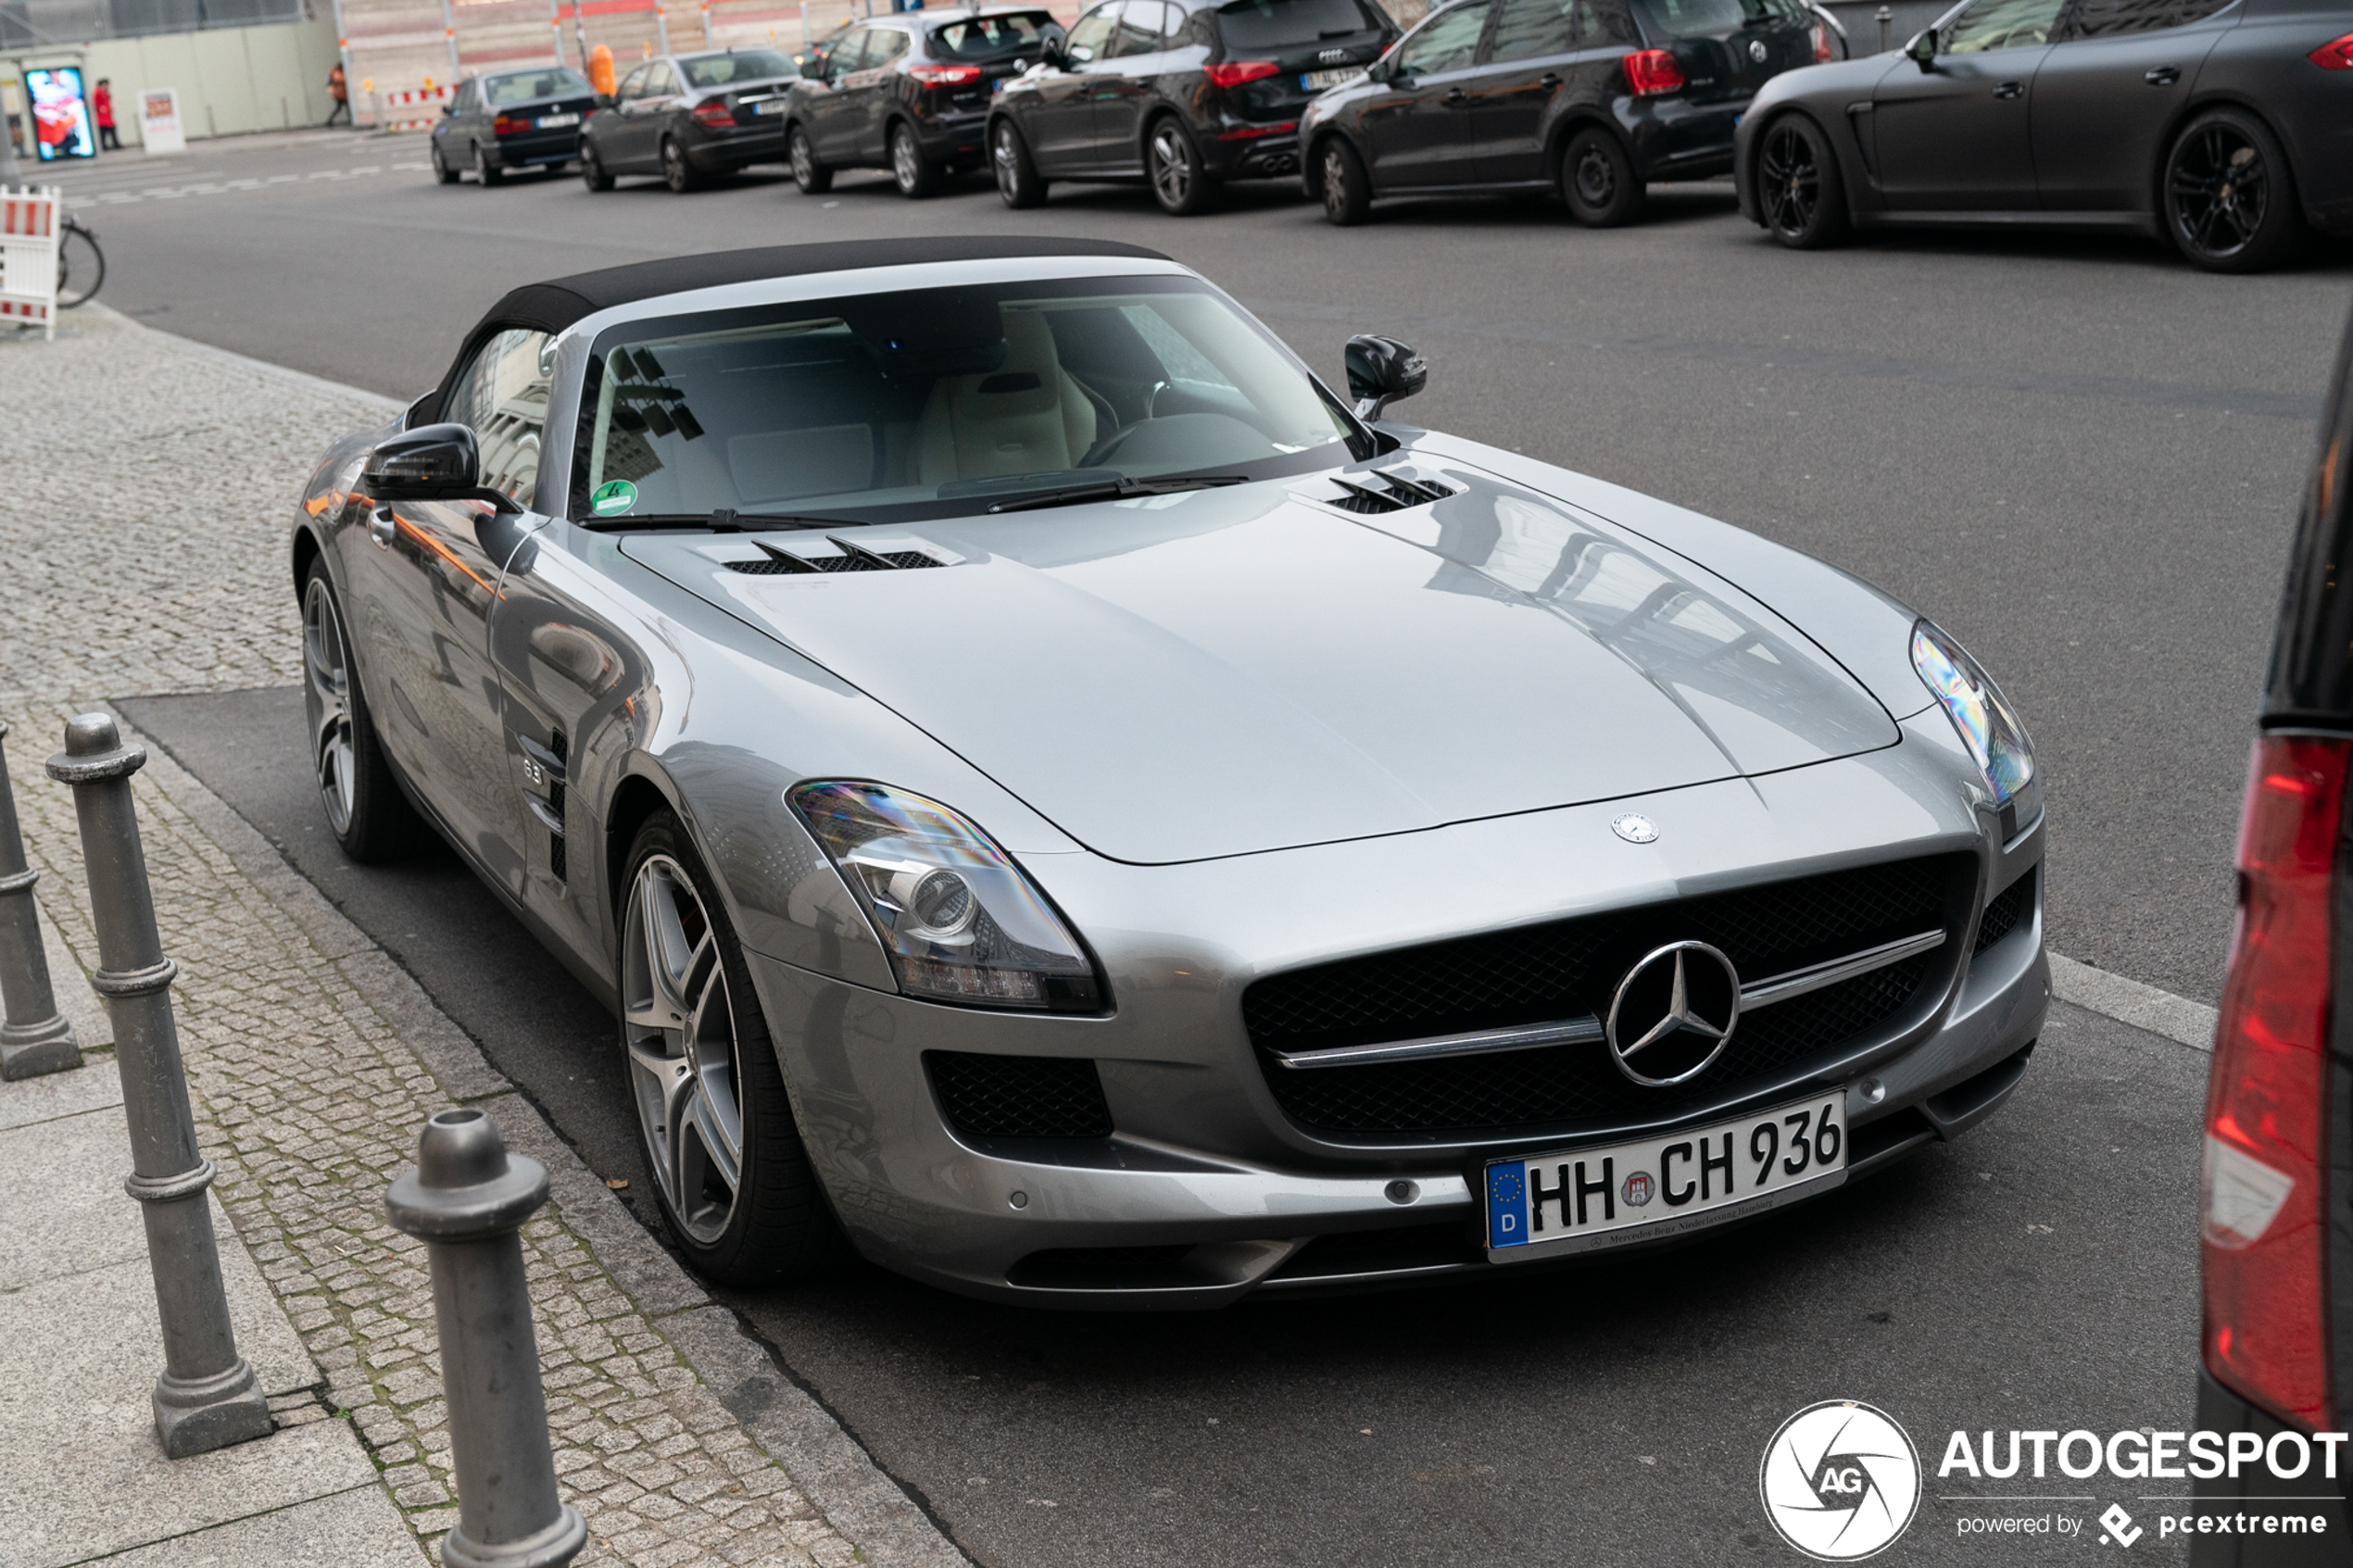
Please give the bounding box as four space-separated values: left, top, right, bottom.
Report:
1538 72 1561 86
1444 85 1468 104
1991 80 2021 98
370 507 396 547
2144 64 2179 84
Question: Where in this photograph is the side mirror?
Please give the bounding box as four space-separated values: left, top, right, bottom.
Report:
1039 39 1066 69
440 102 455 116
1344 333 1427 421
800 56 827 79
362 423 522 512
595 92 616 108
1906 27 1936 67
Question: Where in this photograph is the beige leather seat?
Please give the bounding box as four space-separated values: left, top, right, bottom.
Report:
915 309 1096 484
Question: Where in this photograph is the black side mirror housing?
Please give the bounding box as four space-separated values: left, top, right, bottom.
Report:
800 56 826 79
1038 40 1066 69
595 92 616 108
1906 27 1937 67
362 423 522 513
1345 334 1428 421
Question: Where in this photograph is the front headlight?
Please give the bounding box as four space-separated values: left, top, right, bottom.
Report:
791 781 1103 1012
1911 620 2036 812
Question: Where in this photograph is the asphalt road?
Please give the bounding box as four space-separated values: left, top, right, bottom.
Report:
55 126 2353 1005
122 680 2210 1568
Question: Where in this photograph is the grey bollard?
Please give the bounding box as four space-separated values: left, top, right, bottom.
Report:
1877 4 1892 51
386 1109 586 1568
0 719 82 1080
46 713 271 1457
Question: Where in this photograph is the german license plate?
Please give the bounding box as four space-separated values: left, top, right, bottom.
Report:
750 97 787 115
1301 68 1354 89
537 112 580 128
1484 1094 1848 1260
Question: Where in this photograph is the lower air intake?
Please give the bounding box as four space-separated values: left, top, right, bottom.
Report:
927 1050 1113 1139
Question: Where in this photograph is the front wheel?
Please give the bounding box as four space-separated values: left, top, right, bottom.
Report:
1147 119 1218 216
2163 108 2304 274
1755 114 1848 249
472 142 504 187
1316 137 1370 226
991 119 1045 208
889 121 939 198
580 142 614 191
788 125 832 194
56 221 103 307
1560 127 1642 227
302 560 424 862
661 136 700 193
621 813 852 1284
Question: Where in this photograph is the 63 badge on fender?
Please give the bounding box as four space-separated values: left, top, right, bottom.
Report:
1485 1097 1848 1260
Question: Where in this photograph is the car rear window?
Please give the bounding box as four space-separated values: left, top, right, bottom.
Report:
1630 0 1751 34
1215 0 1387 50
484 69 592 105
929 12 1053 56
680 49 796 87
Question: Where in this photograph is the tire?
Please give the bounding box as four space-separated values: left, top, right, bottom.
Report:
1316 136 1370 226
1559 127 1642 228
788 125 833 194
1755 113 1849 249
888 121 939 198
990 119 1045 208
2163 107 2305 274
620 811 853 1285
472 142 504 187
430 141 459 184
1146 117 1218 216
580 143 614 191
661 135 700 193
301 559 425 863
55 221 104 307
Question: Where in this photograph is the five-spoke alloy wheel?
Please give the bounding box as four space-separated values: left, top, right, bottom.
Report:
2164 108 2302 274
890 121 938 198
300 561 420 861
789 125 832 194
1148 119 1216 216
1755 115 1847 248
992 119 1044 208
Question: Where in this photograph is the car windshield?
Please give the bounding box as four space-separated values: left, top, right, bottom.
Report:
484 69 592 105
928 13 1053 56
680 49 796 86
1216 0 1385 48
573 276 1360 524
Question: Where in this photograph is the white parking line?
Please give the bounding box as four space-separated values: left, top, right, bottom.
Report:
82 161 437 205
2049 954 2218 1050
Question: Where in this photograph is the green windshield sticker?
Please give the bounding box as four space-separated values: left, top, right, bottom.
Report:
590 479 637 518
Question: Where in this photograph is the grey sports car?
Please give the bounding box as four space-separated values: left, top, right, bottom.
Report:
293 236 2047 1307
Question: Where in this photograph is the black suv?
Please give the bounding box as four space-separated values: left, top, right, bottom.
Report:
577 48 800 193
783 8 1062 198
988 0 1402 215
431 67 598 185
1301 0 1830 225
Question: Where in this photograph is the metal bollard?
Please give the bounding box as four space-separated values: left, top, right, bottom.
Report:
386 1109 586 1568
0 720 81 1080
47 713 271 1457
1877 5 1892 51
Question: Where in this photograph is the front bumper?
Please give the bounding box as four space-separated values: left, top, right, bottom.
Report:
742 733 2048 1308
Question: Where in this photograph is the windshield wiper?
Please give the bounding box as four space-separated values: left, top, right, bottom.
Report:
579 508 862 533
986 476 1250 515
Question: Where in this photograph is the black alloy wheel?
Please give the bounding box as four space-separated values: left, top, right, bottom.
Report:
1317 137 1370 226
430 140 459 184
789 125 833 194
991 119 1044 208
890 121 939 198
300 560 423 862
1756 114 1848 249
661 135 700 193
580 142 614 191
1147 118 1217 216
2164 109 2303 274
1560 127 1640 227
472 141 504 186
620 811 852 1284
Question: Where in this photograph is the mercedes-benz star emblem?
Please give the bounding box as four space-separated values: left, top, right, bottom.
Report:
1605 940 1742 1086
1611 813 1658 844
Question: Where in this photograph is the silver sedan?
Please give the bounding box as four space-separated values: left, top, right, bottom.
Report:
291 236 2046 1306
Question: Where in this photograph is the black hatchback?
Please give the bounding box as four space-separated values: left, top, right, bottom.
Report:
1300 0 1830 225
431 67 598 185
987 0 1402 215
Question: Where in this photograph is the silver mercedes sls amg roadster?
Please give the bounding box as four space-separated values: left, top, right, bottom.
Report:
292 236 2046 1307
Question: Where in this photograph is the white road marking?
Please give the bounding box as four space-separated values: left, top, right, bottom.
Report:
67 163 439 206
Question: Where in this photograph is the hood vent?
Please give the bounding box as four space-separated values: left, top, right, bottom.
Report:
1321 471 1455 515
726 539 945 575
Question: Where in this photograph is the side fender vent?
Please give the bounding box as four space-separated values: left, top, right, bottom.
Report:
725 539 946 574
1323 470 1456 514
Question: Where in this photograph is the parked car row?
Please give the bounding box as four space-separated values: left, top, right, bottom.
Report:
429 0 2353 271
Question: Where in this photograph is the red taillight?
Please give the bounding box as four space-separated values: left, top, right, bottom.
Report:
492 114 522 135
2202 733 2348 1432
909 63 984 84
691 98 736 128
2312 30 2353 69
1204 59 1281 88
1215 119 1297 139
1623 47 1685 95
1811 19 1833 62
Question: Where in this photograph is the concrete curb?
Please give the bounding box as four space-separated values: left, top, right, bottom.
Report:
2048 952 2220 1053
81 302 407 417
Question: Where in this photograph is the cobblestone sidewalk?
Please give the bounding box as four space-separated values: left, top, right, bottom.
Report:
0 310 961 1568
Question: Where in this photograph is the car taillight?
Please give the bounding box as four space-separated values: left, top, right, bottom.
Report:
1204 59 1281 88
493 114 522 135
909 63 983 84
2312 31 2353 69
1623 47 1685 95
691 98 736 128
2202 733 2348 1433
1811 19 1833 61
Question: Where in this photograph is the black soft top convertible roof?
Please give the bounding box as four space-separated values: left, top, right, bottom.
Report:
422 237 1174 423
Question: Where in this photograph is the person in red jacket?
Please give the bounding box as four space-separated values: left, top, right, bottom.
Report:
93 78 119 150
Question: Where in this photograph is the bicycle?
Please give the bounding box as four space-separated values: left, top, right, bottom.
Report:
57 215 103 308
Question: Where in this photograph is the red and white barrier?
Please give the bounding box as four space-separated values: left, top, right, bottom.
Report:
379 84 455 132
0 186 62 341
